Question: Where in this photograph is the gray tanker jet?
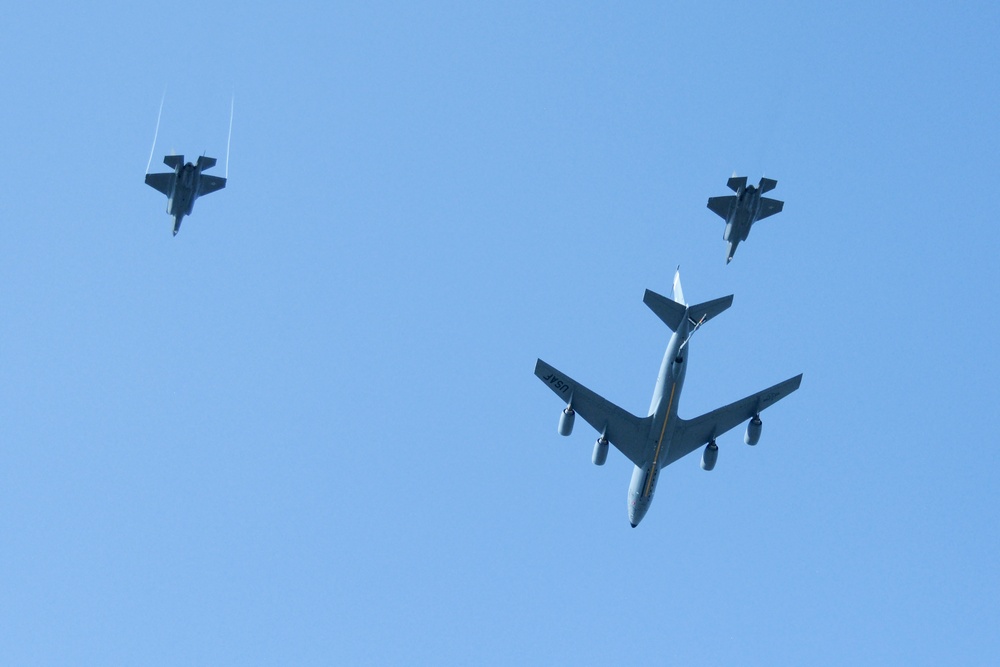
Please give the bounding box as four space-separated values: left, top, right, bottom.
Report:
534 271 802 527
145 155 227 236
707 175 784 263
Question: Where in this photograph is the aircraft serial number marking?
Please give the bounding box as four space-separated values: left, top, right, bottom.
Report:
542 374 570 394
761 391 779 404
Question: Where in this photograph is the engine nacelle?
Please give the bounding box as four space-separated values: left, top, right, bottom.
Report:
701 441 718 471
592 437 609 466
744 416 762 446
558 407 575 436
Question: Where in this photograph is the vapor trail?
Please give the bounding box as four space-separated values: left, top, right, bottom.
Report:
145 91 165 174
225 94 234 179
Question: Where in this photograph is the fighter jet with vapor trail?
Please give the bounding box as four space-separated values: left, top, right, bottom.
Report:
145 155 227 236
534 270 802 527
707 175 784 263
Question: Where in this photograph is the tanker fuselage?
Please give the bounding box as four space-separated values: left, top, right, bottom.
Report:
627 317 690 527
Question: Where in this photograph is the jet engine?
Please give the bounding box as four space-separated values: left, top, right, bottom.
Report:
558 407 575 436
701 441 718 471
592 435 609 466
744 416 762 446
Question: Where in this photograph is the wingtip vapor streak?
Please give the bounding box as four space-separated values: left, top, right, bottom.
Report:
534 270 802 527
707 175 784 263
145 155 227 236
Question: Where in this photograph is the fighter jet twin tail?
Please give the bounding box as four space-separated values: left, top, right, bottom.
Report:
535 176 799 527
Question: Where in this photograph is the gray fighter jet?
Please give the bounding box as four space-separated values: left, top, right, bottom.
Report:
145 155 227 236
534 270 802 527
707 175 784 263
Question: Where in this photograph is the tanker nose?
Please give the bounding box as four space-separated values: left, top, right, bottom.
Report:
628 499 646 528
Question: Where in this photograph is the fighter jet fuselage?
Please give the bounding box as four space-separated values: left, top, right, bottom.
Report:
724 184 762 243
167 163 200 219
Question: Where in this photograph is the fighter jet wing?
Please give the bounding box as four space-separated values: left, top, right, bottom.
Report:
663 374 802 467
707 196 735 220
534 359 651 467
144 173 173 196
198 175 227 197
757 197 784 221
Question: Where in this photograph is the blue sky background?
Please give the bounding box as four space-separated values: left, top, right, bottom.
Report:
1 2 998 664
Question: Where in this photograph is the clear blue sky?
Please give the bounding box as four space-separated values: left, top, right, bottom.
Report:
1 2 998 664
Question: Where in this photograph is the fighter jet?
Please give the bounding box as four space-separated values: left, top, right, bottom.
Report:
534 270 802 527
707 175 784 263
145 155 227 236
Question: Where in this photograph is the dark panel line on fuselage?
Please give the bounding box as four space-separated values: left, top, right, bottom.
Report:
643 381 677 498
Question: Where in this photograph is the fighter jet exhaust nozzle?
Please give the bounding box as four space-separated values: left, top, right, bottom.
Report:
701 441 718 471
745 416 762 446
558 407 575 436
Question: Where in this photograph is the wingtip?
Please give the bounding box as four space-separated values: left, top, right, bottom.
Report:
785 373 804 391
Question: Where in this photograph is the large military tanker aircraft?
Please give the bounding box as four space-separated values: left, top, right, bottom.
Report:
534 271 802 527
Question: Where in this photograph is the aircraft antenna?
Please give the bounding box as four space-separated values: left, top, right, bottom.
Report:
225 93 234 179
145 90 165 174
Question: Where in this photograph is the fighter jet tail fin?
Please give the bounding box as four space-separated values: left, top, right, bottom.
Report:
196 156 218 171
727 175 747 192
164 155 184 170
758 177 778 194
